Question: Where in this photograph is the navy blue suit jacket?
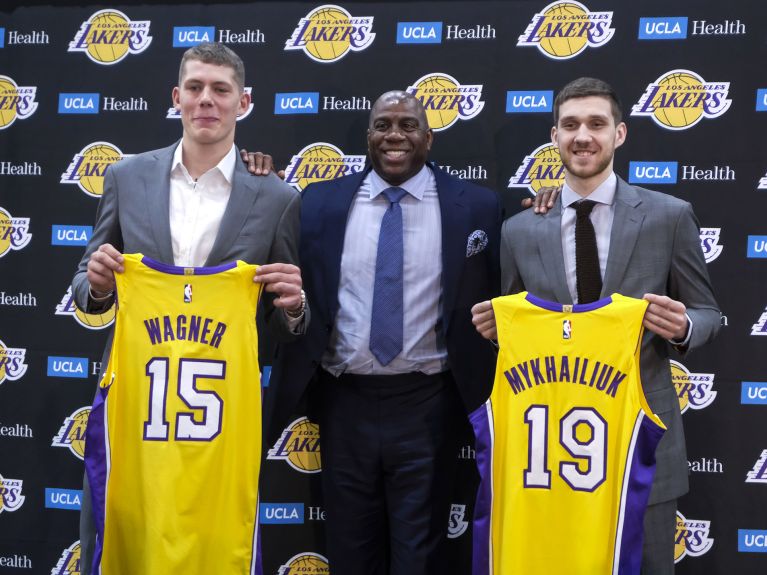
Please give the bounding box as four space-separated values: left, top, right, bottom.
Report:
265 163 502 446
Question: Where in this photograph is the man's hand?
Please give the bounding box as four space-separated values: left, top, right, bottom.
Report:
471 300 497 340
643 293 689 341
520 185 561 214
254 263 303 312
239 148 285 179
87 243 124 296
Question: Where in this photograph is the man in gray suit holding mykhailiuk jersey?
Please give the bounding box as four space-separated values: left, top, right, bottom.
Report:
72 42 305 574
471 77 720 574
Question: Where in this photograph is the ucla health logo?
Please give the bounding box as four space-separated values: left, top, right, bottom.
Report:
671 360 716 414
628 161 677 184
0 207 32 258
748 236 767 258
506 90 553 113
52 541 81 574
508 143 565 195
638 17 688 40
275 92 319 115
447 504 468 539
739 530 767 554
631 69 731 130
407 73 484 131
277 552 329 575
742 382 767 405
260 502 305 524
52 225 92 247
751 306 767 336
757 89 767 112
285 4 375 63
173 26 215 47
284 142 365 191
700 228 723 263
0 474 25 514
675 511 714 563
746 450 767 483
0 339 27 385
518 1 614 59
267 417 321 473
45 487 82 510
58 93 99 115
47 356 88 379
61 142 129 198
397 22 442 44
166 87 253 120
52 407 89 460
69 9 152 65
0 75 38 130
55 286 116 330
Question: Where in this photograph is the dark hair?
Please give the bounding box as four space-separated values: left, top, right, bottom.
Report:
179 42 245 91
553 77 622 125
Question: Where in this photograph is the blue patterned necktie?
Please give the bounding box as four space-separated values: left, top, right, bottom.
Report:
369 186 408 366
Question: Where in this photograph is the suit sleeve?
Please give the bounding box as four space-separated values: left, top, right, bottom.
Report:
72 165 123 314
500 218 526 296
262 188 309 341
669 201 721 353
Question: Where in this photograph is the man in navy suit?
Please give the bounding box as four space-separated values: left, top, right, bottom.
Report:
266 90 502 574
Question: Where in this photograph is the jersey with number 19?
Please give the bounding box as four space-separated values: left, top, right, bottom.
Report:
471 293 665 575
85 253 264 575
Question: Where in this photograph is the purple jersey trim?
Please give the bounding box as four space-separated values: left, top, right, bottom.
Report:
617 414 665 575
469 402 493 575
140 254 238 275
525 292 613 313
84 385 110 573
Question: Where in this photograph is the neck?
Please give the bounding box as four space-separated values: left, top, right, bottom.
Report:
180 137 232 180
565 168 613 198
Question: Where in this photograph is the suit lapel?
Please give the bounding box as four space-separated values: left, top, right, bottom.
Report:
602 178 644 296
537 200 573 304
432 164 469 332
144 143 175 264
205 158 259 266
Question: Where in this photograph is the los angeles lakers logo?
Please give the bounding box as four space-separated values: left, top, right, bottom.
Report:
52 407 90 460
55 286 116 330
508 143 565 194
406 73 484 131
631 69 731 130
284 142 366 191
277 552 330 575
447 503 469 539
746 449 767 484
267 416 321 473
0 207 32 258
674 511 714 563
0 474 26 514
166 87 254 120
699 228 723 263
285 4 375 63
0 75 38 130
0 339 28 386
61 142 129 198
518 1 614 60
52 541 81 575
69 9 152 65
671 360 716 414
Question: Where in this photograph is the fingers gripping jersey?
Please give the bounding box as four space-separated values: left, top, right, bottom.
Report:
85 254 264 575
471 293 665 575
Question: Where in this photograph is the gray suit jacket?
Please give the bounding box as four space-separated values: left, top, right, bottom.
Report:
72 140 302 338
500 176 720 504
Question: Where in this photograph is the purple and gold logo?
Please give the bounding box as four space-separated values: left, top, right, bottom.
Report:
267 417 322 473
69 9 152 65
407 73 484 131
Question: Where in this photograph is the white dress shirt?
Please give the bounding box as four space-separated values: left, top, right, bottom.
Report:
169 143 236 267
322 165 447 375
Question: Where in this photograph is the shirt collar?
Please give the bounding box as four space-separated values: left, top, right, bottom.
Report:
369 164 430 201
562 172 617 209
171 142 237 184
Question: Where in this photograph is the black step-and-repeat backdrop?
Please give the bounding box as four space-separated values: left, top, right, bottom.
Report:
1 1 766 573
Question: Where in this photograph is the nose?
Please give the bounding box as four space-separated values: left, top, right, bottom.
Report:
574 124 591 143
383 126 406 140
199 86 214 105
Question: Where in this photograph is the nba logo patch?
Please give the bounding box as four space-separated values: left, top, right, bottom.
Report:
563 319 572 339
184 284 192 303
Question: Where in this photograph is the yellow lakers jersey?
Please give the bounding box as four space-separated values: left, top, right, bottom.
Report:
85 253 263 575
471 293 665 575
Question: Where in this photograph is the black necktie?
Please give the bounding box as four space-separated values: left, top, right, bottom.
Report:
574 200 602 304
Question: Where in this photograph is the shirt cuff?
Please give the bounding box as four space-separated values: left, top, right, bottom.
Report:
669 313 693 347
284 310 305 334
89 286 114 302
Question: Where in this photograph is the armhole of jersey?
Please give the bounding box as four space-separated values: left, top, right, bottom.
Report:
632 299 666 431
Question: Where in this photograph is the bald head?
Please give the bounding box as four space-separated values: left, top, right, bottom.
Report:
370 91 429 129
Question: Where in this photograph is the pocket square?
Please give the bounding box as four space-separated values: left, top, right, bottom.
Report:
466 229 488 257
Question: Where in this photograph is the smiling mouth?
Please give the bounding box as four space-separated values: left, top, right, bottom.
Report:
383 150 408 159
573 149 595 157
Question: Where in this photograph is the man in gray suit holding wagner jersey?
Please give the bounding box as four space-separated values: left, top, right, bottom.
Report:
471 77 720 574
72 43 305 574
